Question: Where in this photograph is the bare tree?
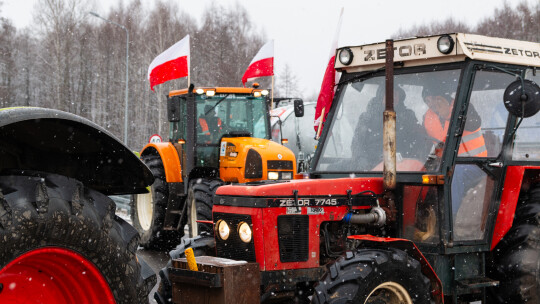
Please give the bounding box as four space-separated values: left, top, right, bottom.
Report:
275 64 300 98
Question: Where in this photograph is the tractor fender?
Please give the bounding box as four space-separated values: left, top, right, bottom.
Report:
348 234 444 303
140 142 183 183
0 107 153 195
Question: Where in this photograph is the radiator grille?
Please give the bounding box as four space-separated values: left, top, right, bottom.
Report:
267 160 293 170
214 213 256 262
278 215 309 262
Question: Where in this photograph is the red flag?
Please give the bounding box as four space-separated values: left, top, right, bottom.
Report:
242 40 274 86
148 35 190 91
314 9 343 136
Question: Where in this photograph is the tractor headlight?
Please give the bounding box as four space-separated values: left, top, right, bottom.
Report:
195 88 205 95
216 220 230 240
338 48 354 65
268 171 279 180
206 90 216 97
238 222 252 243
261 90 269 96
253 91 262 97
437 35 454 54
281 172 292 180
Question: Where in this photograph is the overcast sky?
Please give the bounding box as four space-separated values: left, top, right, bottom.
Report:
1 0 532 98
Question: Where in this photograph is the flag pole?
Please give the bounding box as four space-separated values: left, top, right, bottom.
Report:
271 75 275 109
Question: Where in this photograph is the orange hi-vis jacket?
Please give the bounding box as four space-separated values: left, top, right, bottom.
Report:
199 117 222 135
424 109 488 157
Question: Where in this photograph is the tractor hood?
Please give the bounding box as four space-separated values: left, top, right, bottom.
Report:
0 107 154 195
215 176 384 198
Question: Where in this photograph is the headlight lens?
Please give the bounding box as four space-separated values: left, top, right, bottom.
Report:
338 48 354 65
238 222 252 243
206 90 216 97
253 91 262 97
437 35 454 54
217 220 230 240
195 88 205 95
261 90 269 96
268 171 279 180
281 172 292 180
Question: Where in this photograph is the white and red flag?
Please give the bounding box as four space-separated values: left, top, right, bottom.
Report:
148 35 190 91
242 40 274 86
314 9 344 137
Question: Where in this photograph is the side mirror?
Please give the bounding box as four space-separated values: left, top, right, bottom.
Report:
167 96 181 122
294 99 304 117
503 79 540 118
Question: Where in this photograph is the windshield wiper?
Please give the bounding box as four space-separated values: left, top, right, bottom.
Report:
336 67 386 86
204 94 230 115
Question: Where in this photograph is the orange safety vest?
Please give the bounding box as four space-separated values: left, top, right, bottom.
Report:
199 117 222 135
424 109 487 157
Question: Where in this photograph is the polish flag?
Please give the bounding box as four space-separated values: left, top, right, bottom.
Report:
242 40 274 86
314 9 343 136
148 35 190 91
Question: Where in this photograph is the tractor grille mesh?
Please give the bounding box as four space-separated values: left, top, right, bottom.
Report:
267 160 293 170
278 215 309 262
214 213 256 262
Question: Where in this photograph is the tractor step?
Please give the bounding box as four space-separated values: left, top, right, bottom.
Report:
456 277 499 289
169 210 182 214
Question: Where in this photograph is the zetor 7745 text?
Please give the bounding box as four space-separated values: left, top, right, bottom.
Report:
159 33 540 304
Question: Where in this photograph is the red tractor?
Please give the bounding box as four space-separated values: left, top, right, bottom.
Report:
157 33 540 304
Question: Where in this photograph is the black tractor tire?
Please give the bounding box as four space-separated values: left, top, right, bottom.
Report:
313 248 432 304
187 178 223 237
487 184 540 303
0 172 155 304
131 154 183 250
154 234 215 304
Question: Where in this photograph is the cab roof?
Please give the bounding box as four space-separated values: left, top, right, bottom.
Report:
168 87 266 97
336 33 540 72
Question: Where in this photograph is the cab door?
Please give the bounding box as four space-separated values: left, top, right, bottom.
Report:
449 67 517 243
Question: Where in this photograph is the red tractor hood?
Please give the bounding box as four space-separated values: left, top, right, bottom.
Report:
215 177 385 197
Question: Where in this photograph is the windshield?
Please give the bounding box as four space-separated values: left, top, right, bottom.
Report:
196 94 269 144
315 68 461 173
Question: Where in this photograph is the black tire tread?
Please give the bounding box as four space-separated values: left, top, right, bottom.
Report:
187 178 223 236
131 154 183 250
313 248 431 304
0 172 155 304
488 184 540 303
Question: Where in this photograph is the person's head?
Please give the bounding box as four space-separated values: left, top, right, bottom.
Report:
423 85 454 118
422 85 452 104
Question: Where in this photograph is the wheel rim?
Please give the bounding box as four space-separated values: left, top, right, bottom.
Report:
189 190 199 237
0 247 115 304
364 281 413 304
137 191 154 231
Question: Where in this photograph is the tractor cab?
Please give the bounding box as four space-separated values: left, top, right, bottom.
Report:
168 86 271 170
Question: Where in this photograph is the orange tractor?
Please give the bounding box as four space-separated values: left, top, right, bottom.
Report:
157 33 540 304
131 85 297 249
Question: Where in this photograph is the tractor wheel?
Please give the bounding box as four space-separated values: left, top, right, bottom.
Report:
187 178 223 237
0 172 155 304
487 184 540 303
131 154 182 250
154 234 215 304
313 248 431 304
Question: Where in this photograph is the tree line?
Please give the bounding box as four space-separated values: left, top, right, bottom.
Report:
0 0 286 149
394 1 540 42
1 0 538 149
